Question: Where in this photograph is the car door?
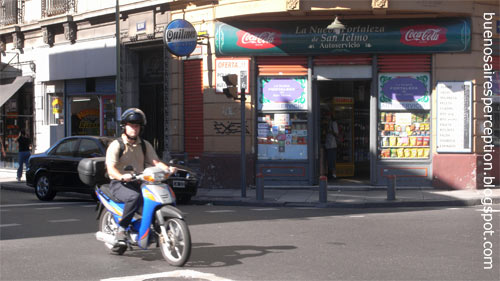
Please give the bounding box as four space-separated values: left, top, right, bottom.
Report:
74 138 106 188
49 138 81 188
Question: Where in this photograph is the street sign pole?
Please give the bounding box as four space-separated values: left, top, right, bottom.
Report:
240 87 246 197
115 0 121 136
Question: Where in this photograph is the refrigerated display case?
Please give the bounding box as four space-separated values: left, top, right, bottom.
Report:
333 97 354 177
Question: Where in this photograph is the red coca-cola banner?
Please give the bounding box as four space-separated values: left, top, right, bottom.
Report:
236 28 282 49
400 25 448 47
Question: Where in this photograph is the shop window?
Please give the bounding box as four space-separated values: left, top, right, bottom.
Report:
377 73 431 160
48 94 64 125
257 112 308 160
257 76 308 160
378 112 431 159
70 96 99 136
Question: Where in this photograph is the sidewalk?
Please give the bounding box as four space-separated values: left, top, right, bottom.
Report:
2 168 499 208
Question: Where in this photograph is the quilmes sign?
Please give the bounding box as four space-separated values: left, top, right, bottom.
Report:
164 19 197 57
215 18 470 55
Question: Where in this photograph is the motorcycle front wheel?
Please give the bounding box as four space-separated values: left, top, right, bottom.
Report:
99 210 127 255
159 218 191 267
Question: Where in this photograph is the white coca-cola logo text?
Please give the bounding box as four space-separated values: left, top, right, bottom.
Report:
404 28 442 42
241 32 277 45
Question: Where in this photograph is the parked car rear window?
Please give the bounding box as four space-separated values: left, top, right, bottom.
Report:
52 139 79 156
78 139 103 157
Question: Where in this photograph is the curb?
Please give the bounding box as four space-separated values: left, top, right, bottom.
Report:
191 196 500 209
3 182 500 209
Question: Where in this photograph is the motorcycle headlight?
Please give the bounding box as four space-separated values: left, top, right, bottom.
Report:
143 172 167 183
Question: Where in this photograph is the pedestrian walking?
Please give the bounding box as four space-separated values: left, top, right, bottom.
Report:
15 130 31 182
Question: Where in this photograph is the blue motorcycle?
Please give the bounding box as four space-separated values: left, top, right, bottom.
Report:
78 159 191 267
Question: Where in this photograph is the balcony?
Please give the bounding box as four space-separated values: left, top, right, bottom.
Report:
42 0 75 18
0 0 19 26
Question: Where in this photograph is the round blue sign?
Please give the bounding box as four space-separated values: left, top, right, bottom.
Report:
164 19 197 57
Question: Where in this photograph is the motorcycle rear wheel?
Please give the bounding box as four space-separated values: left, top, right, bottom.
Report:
99 210 127 255
159 218 191 266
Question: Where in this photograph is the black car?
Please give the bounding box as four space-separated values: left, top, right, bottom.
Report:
26 136 199 202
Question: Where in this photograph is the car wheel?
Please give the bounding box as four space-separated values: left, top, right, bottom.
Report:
35 173 56 201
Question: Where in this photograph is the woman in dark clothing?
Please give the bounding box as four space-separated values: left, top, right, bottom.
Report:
15 130 31 182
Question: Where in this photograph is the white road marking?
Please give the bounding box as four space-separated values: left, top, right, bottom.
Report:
82 205 97 208
1 202 91 208
101 270 233 281
0 223 21 227
48 219 80 223
349 215 365 218
250 208 280 211
36 207 63 210
475 208 500 212
206 210 235 213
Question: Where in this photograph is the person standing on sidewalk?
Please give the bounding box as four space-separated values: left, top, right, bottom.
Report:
0 136 6 159
15 130 31 182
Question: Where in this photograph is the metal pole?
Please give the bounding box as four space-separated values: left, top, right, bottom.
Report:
387 175 396 201
256 172 264 200
319 175 327 203
241 88 246 197
115 0 121 136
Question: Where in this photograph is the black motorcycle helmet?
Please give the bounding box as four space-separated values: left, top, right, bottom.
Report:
120 108 146 138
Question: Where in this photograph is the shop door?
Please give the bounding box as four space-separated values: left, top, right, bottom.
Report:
317 80 371 183
139 84 164 157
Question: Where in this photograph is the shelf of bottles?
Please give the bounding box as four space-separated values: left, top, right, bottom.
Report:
378 111 431 159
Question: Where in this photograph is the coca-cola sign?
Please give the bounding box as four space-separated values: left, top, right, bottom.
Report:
236 28 281 49
400 25 447 47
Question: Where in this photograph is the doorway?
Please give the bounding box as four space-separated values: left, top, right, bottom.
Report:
317 80 371 183
138 49 164 157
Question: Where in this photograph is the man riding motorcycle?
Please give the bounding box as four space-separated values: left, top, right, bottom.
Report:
105 108 176 243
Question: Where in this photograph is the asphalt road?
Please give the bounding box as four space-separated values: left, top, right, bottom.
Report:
1 189 499 281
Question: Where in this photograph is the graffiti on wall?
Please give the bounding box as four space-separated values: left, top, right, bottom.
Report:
213 121 250 135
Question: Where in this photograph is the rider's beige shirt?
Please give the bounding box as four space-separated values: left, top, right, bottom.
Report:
106 134 159 175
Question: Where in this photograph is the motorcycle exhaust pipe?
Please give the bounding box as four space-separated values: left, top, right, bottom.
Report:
95 231 117 245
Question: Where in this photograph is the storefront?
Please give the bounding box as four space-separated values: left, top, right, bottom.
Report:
215 17 471 186
65 77 116 137
0 76 34 169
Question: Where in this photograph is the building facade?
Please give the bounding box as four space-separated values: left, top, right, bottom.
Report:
1 0 499 189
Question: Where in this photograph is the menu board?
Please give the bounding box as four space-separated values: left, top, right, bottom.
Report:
436 81 472 153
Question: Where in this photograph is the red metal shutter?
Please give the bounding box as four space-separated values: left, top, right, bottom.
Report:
493 56 500 71
257 56 308 76
377 55 431 72
314 54 372 65
183 59 203 159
